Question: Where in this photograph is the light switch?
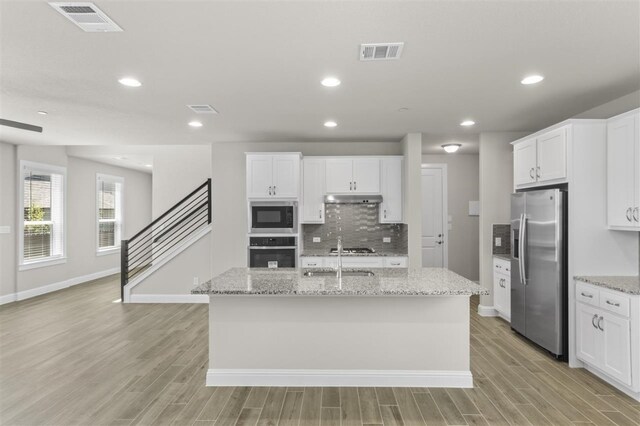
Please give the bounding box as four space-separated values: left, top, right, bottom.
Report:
495 237 502 247
0 226 10 234
313 237 321 243
383 237 391 243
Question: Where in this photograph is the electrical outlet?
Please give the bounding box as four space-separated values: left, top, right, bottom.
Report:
383 237 391 243
495 237 502 247
313 237 321 243
193 277 199 286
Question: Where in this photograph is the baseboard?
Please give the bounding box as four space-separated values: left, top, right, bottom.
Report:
477 304 498 317
129 294 208 304
0 293 17 305
206 369 473 388
11 267 120 303
583 363 640 402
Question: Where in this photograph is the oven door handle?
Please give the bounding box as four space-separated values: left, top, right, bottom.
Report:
249 246 298 250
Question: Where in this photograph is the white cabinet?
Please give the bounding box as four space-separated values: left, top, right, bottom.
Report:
300 256 407 269
379 157 403 223
513 127 568 189
301 159 326 223
325 158 380 194
607 109 640 230
246 154 300 199
492 257 511 321
575 281 637 391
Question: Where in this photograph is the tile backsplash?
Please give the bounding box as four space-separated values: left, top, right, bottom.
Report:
492 224 511 255
302 203 407 254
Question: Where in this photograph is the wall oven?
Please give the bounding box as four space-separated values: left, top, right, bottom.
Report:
248 236 297 268
250 201 297 234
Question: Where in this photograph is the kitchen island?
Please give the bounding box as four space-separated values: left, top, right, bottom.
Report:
193 267 487 387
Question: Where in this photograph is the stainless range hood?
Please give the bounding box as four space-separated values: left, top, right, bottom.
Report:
324 194 383 204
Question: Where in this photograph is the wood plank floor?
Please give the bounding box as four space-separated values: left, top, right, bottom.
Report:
1 275 639 426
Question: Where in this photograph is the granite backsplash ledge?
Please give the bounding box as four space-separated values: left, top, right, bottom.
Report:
302 203 408 254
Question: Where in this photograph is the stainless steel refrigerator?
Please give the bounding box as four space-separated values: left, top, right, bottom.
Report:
511 188 567 359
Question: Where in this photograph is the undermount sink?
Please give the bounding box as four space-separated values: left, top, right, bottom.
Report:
303 269 375 277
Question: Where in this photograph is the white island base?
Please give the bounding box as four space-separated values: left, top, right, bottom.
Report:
206 295 473 388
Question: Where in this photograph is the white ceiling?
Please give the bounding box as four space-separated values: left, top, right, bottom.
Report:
1 0 639 149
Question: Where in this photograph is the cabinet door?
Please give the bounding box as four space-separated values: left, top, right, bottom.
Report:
503 275 511 321
493 273 505 315
576 303 602 366
352 158 381 193
246 155 273 198
301 159 325 223
272 155 299 198
608 114 637 227
537 127 567 183
514 139 537 187
601 314 632 386
325 159 353 193
380 157 403 223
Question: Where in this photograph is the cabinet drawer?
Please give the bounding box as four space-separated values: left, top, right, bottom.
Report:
383 257 407 268
599 290 630 318
301 257 323 268
576 282 600 307
341 257 384 268
493 258 510 274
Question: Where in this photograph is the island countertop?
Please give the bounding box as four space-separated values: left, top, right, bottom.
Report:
192 267 488 296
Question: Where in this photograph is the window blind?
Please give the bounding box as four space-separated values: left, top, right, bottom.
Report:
97 174 123 250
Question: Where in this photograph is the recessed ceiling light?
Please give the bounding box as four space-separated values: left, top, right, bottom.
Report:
460 120 475 127
397 107 409 112
324 121 337 128
188 121 203 128
118 77 142 87
144 164 152 168
442 144 461 153
521 75 544 85
37 111 48 115
321 77 341 87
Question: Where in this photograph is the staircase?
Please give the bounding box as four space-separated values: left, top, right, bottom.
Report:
121 179 211 301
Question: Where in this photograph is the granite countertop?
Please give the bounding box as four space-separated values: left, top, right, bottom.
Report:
301 251 408 257
493 254 511 261
192 267 488 296
574 276 640 295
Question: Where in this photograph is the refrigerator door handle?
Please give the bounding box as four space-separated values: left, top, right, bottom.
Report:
520 213 527 285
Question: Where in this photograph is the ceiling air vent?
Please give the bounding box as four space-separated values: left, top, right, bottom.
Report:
49 2 123 32
187 105 219 114
359 43 404 61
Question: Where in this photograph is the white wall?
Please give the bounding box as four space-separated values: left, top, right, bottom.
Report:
422 154 479 281
478 132 527 308
0 142 17 299
402 134 423 270
211 141 401 277
574 90 640 119
6 145 152 297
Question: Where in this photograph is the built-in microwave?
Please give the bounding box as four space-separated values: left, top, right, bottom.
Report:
249 201 297 234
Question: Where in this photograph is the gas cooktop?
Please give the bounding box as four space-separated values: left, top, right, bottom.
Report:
329 247 376 254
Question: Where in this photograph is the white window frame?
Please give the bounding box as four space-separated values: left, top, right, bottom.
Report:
96 173 124 255
18 161 67 271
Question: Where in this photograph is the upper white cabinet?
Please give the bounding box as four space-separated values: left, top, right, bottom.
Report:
513 127 568 188
379 157 403 223
301 158 326 223
607 109 640 230
326 158 380 194
246 153 300 199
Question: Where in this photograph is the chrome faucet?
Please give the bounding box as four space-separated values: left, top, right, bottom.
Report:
336 236 343 278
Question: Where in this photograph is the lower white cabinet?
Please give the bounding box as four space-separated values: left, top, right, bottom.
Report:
575 281 638 393
300 256 407 269
493 257 511 321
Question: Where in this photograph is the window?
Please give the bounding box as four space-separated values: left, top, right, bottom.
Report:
97 174 124 252
20 161 66 268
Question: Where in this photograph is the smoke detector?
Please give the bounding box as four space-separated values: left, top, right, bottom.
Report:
49 2 123 32
187 105 218 114
360 43 404 61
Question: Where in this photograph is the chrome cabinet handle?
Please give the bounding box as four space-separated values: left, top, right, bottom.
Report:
273 186 276 195
390 262 401 266
581 292 593 298
536 166 541 179
626 208 633 222
268 186 272 195
308 263 317 266
605 300 620 307
598 316 604 331
437 240 443 245
384 209 387 218
354 181 357 190
529 168 535 179
319 209 322 219
350 182 353 191
592 314 598 329
634 207 639 222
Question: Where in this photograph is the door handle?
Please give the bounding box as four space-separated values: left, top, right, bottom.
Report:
592 314 598 329
626 208 632 222
273 186 276 195
580 292 593 298
350 182 353 191
268 186 272 195
319 209 322 219
605 300 620 307
384 209 387 218
529 168 535 180
597 316 604 331
436 241 443 245
634 207 639 222
354 181 357 191
536 166 541 179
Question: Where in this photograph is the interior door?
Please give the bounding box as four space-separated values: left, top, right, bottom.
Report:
352 158 381 193
421 167 444 267
325 159 353 193
524 189 564 355
510 193 525 334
